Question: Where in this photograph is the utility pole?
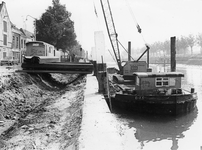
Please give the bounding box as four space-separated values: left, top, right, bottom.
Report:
26 15 37 41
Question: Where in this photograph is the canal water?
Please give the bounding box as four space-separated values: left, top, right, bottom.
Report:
112 64 202 150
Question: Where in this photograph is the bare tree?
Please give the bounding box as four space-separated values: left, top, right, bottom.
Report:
197 33 202 54
176 36 188 55
185 34 195 55
150 42 164 55
162 40 170 55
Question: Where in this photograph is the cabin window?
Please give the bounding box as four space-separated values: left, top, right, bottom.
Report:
155 77 169 87
33 43 39 46
45 45 47 56
49 47 52 53
136 77 139 86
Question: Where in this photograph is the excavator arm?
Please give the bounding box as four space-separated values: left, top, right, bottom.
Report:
100 0 123 74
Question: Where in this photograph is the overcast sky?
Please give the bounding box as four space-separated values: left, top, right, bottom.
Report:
4 0 202 52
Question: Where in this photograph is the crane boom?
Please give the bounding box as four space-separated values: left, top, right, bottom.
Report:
100 0 123 74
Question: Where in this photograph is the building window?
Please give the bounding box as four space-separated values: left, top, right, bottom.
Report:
21 39 23 49
12 36 15 48
3 21 7 32
155 77 169 87
24 40 26 48
3 34 7 45
3 52 6 58
16 37 19 48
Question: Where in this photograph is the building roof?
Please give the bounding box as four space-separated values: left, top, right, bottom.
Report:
0 1 9 20
0 1 4 12
133 72 184 78
11 23 22 34
20 28 34 39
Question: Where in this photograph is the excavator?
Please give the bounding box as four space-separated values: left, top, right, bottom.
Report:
100 0 151 82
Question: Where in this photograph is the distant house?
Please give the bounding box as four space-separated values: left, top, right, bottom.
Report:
20 28 35 42
20 28 34 62
10 26 35 63
11 23 21 62
19 28 27 61
0 1 12 60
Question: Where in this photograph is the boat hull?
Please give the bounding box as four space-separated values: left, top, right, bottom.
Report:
109 93 197 115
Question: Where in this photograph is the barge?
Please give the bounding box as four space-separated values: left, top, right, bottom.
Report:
109 72 197 115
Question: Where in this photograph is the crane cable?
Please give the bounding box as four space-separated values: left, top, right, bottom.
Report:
117 40 135 61
125 0 148 47
108 49 117 63
93 0 140 62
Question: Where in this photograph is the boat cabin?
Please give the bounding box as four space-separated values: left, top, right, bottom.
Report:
133 72 184 95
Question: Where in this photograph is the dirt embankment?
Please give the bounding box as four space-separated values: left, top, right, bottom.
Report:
0 72 86 150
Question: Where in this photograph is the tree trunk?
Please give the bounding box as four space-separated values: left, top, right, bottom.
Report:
190 46 193 55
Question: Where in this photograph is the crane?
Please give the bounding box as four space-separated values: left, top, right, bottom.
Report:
100 0 150 78
100 0 123 74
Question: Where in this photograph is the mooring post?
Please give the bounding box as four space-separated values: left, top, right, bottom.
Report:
97 56 106 93
147 45 150 69
170 36 176 72
128 41 131 61
93 61 97 76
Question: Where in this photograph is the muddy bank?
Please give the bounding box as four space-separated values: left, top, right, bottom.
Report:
0 72 86 149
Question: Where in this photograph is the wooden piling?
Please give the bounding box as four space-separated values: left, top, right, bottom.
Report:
128 41 131 61
170 36 176 72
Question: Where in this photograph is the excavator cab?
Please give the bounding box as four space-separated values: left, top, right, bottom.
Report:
122 61 152 80
123 61 147 75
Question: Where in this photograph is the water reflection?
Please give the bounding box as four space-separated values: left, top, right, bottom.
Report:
177 65 202 98
180 66 202 86
115 108 198 150
150 64 170 73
